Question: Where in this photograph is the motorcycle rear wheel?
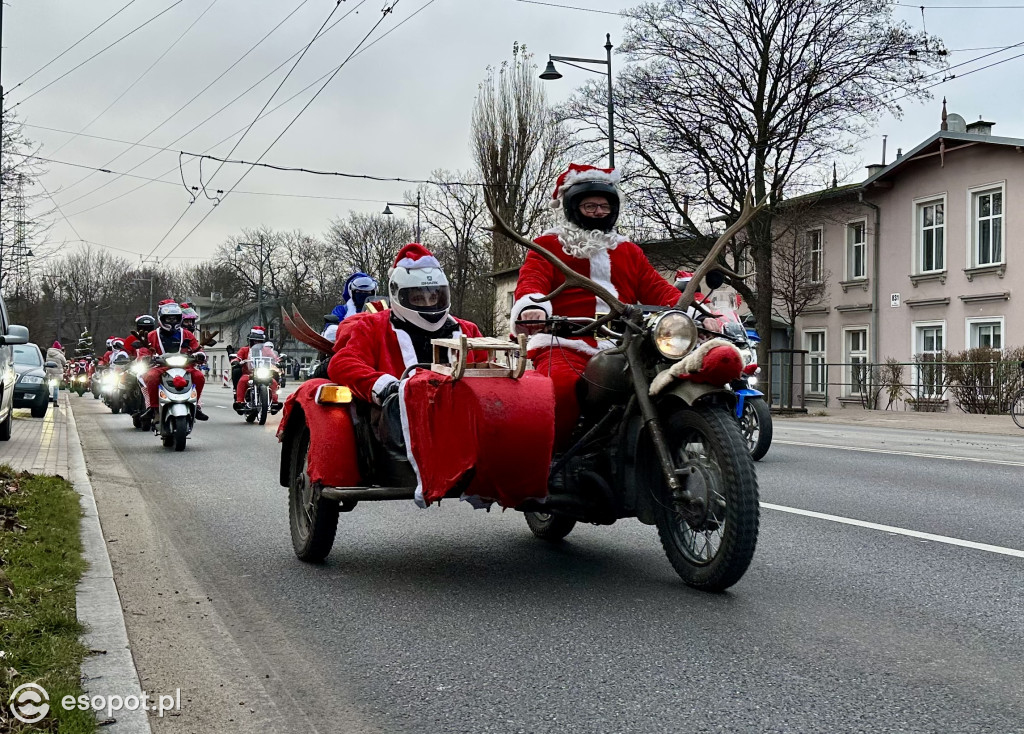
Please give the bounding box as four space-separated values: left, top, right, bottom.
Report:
173 415 188 451
524 511 577 541
650 405 759 592
288 426 339 562
739 398 773 461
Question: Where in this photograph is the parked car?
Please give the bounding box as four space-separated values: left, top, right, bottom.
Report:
13 343 50 418
0 295 29 440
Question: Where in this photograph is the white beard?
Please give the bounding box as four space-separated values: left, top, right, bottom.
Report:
543 222 628 260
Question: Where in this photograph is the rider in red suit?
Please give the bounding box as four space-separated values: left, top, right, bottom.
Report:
512 164 683 449
98 337 118 366
231 326 282 414
140 301 209 421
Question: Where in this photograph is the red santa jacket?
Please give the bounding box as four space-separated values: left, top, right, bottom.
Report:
146 327 201 356
511 233 681 354
328 311 486 404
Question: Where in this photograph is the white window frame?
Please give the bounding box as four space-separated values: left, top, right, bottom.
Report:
803 329 827 395
842 326 869 397
913 194 947 274
967 182 1005 268
966 316 1004 351
912 320 946 400
806 227 824 283
845 219 867 281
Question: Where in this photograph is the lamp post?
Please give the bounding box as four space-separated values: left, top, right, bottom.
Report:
540 33 616 168
383 191 422 242
235 237 267 327
133 277 154 316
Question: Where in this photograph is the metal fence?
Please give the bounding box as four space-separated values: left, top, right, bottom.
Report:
767 351 1024 414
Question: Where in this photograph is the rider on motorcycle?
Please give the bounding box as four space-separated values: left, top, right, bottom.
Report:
232 326 283 415
322 273 379 343
512 163 684 448
328 244 487 451
139 301 209 422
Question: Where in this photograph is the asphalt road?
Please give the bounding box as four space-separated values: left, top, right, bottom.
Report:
74 386 1024 734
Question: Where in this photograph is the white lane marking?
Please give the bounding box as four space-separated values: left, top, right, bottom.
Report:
762 502 1024 559
774 440 1024 468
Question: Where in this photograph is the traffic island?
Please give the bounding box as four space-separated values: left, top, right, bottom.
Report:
0 465 96 732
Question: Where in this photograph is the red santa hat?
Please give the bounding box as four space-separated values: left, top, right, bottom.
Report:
390 243 441 275
157 298 177 307
549 163 623 209
675 270 694 284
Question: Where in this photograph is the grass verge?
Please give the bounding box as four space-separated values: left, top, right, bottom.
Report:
0 464 95 733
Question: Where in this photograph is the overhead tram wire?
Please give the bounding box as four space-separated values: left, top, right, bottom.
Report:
513 0 622 15
52 0 372 214
48 0 222 160
8 0 142 94
8 0 186 111
143 0 352 261
154 1 409 264
52 0 313 197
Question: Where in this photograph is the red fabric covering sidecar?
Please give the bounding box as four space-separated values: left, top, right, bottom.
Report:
400 370 555 508
278 379 361 489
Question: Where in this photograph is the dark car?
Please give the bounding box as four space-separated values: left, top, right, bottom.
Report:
13 343 49 418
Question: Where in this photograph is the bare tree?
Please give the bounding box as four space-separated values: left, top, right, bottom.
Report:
771 220 830 329
571 0 945 360
472 42 571 269
324 212 412 285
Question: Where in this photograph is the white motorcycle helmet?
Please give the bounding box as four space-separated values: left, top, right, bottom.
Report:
388 243 451 332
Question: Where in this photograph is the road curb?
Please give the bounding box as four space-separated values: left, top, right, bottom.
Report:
67 403 153 734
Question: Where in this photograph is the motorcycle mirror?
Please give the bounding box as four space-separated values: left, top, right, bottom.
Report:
704 269 726 291
45 361 58 369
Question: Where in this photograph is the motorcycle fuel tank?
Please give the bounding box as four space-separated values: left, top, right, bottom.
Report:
580 350 631 409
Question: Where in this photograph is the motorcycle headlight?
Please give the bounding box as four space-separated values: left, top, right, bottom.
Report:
164 354 188 368
650 310 698 361
130 363 147 376
747 375 758 387
254 367 272 380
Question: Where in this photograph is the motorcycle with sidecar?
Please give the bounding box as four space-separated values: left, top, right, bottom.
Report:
276 195 762 592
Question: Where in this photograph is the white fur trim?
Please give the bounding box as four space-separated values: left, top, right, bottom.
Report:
509 293 552 335
391 321 420 370
649 338 739 395
559 167 621 192
588 249 618 314
371 374 399 404
396 380 427 508
394 255 440 270
526 333 613 357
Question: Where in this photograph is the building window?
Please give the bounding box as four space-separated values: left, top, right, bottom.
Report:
973 188 1003 266
844 328 868 397
967 318 1003 350
803 330 826 395
807 229 823 283
846 222 866 280
914 323 945 399
917 200 945 273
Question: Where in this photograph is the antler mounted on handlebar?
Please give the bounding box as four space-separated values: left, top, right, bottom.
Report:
483 188 628 317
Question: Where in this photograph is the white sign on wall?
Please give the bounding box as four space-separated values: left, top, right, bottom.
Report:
890 293 901 308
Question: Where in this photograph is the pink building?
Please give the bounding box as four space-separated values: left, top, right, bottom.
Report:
784 112 1021 407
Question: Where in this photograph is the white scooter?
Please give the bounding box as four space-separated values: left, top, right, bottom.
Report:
151 353 197 451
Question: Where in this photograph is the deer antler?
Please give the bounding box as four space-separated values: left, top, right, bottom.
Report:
484 187 628 316
676 189 764 309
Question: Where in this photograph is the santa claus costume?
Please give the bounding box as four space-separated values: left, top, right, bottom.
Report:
232 326 281 409
512 163 682 447
141 301 207 418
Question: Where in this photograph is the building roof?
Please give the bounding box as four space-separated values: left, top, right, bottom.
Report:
863 130 1024 188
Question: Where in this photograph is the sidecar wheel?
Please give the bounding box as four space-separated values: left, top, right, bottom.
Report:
649 406 759 592
524 511 576 541
289 425 339 562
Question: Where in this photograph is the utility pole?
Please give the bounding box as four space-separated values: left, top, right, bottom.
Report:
1 0 6 294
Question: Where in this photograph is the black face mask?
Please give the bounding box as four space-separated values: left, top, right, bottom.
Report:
352 290 374 312
573 211 618 232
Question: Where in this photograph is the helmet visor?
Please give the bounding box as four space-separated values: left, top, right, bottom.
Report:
161 314 182 328
397 285 449 314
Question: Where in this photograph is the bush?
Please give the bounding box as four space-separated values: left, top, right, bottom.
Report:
943 346 1024 414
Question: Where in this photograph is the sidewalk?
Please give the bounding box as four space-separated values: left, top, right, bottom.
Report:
0 396 151 733
776 404 1024 437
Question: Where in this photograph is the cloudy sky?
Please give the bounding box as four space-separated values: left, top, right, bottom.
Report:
4 0 1022 265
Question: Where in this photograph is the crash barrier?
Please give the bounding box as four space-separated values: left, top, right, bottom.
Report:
768 350 1024 415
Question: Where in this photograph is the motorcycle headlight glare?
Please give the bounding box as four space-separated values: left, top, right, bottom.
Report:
748 375 758 387
254 367 272 380
651 311 698 361
164 354 188 368
130 363 147 376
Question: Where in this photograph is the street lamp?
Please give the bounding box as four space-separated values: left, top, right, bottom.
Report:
133 277 154 316
540 33 616 168
235 238 267 327
383 191 422 242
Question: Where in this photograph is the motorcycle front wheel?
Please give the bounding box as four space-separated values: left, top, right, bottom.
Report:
258 385 269 425
649 405 759 592
739 398 773 461
288 426 339 562
173 415 188 451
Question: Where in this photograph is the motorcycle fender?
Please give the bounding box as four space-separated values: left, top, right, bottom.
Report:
662 381 738 410
278 380 360 490
734 387 764 399
167 403 189 417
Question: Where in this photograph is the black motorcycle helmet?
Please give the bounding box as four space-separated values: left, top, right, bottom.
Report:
563 180 620 232
135 314 157 335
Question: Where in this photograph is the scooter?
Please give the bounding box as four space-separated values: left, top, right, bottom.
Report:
151 353 197 451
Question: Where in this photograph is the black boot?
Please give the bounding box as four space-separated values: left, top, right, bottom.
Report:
232 401 245 414
270 401 283 415
195 408 209 421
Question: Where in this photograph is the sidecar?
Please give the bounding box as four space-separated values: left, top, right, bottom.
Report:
277 336 555 561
